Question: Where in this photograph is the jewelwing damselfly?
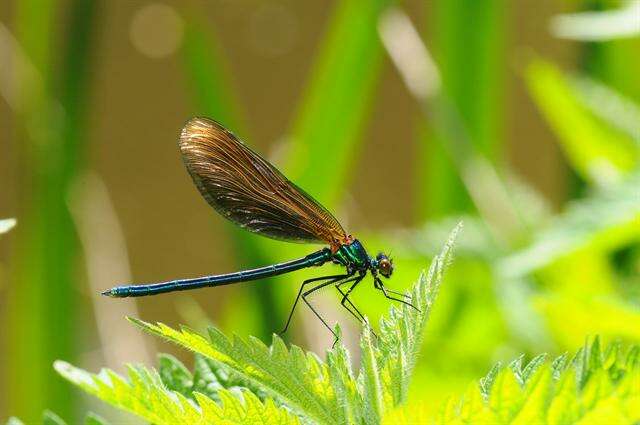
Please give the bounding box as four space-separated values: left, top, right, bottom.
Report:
102 117 415 341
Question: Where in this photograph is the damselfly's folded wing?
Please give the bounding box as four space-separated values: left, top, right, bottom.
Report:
179 117 348 247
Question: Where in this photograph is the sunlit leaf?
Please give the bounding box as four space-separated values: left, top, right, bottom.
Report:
550 1 640 41
83 412 110 425
499 172 640 277
571 76 640 144
525 59 638 184
54 361 298 425
42 411 66 425
391 339 640 424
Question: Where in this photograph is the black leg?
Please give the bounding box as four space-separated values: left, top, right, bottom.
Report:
375 277 420 312
336 275 379 339
301 279 347 345
383 287 412 299
336 275 366 323
280 273 349 335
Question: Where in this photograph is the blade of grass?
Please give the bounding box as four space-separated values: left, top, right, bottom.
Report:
285 0 392 205
420 0 506 218
6 0 57 416
181 17 242 131
7 0 99 420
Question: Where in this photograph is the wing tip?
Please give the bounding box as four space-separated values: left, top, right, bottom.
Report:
179 116 234 147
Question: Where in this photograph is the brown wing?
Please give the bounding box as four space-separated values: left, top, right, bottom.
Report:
178 117 348 247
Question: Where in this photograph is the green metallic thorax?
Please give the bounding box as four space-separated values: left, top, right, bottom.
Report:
332 239 370 271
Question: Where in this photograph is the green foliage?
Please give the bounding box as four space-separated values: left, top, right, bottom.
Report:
181 14 242 131
500 171 640 278
55 225 460 424
7 411 109 425
286 0 391 204
46 224 640 424
42 411 66 425
54 361 298 425
525 59 639 185
158 353 267 404
385 337 640 424
571 75 640 144
422 0 505 217
8 0 100 419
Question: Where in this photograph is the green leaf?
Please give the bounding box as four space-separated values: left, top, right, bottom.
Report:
326 333 359 423
571 75 640 144
377 223 464 405
420 0 506 217
83 412 110 425
479 361 502 401
9 0 100 420
521 354 548 384
437 339 640 424
359 322 384 424
488 368 523 421
181 17 241 130
499 172 640 278
158 354 193 397
42 411 66 425
525 59 639 184
53 360 298 425
159 352 266 404
511 366 552 425
285 0 391 205
389 340 640 424
551 353 568 380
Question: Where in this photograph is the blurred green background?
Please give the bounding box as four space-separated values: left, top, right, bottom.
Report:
0 0 638 422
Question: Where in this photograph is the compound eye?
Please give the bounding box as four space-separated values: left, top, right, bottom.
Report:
379 258 392 277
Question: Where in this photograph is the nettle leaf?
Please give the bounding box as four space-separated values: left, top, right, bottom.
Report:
375 225 462 398
399 338 639 424
159 353 267 404
54 361 299 425
8 413 109 425
158 354 193 397
360 323 383 424
387 339 639 424
479 361 502 401
55 225 461 424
